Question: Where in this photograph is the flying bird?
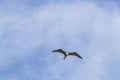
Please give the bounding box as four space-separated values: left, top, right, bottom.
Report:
52 49 83 59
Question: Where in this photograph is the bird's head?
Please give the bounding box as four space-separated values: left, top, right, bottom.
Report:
66 52 69 55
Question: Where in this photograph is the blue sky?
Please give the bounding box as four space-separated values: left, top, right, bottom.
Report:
0 0 120 80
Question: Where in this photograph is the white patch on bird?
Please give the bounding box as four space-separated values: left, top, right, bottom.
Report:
66 52 69 55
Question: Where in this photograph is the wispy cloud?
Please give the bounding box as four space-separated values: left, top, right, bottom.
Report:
0 0 120 80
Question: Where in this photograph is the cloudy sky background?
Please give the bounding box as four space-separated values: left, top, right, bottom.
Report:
0 0 120 80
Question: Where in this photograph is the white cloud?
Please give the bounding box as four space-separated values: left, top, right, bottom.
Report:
0 1 120 80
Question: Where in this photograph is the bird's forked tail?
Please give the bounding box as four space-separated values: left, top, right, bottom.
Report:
63 55 67 60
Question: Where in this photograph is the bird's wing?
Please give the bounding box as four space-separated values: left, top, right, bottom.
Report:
52 49 66 55
69 52 83 59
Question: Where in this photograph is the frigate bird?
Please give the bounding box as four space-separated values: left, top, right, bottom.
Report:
52 49 83 59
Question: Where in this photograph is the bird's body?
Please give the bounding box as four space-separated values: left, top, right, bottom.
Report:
52 49 83 60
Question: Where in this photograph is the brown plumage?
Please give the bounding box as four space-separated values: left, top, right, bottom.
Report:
52 49 83 59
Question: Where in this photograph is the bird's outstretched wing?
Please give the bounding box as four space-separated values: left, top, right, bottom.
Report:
69 52 83 59
52 49 66 55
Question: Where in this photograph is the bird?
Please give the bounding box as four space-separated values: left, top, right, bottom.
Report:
52 49 83 60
